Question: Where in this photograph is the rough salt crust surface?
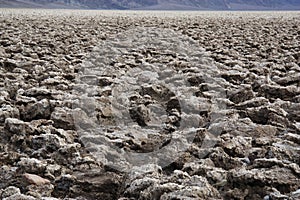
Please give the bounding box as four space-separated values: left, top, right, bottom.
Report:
73 26 227 172
0 9 300 200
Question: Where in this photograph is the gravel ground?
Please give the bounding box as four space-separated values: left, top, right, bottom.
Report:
0 9 300 200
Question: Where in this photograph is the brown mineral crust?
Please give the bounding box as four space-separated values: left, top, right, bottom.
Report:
0 9 299 200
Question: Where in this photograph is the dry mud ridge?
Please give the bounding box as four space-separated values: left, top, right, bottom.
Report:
0 9 300 200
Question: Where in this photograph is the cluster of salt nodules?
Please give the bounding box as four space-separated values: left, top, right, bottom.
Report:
0 9 300 200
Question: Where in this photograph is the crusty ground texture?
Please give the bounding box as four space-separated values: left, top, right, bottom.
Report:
0 9 300 200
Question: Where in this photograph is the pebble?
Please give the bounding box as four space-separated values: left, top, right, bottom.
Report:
23 173 51 185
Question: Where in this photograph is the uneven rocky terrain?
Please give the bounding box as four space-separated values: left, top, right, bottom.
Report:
0 9 300 200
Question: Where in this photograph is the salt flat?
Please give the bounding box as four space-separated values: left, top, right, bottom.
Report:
1 8 300 17
0 9 300 200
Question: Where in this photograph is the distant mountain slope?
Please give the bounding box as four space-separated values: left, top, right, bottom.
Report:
1 0 300 10
0 0 81 8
